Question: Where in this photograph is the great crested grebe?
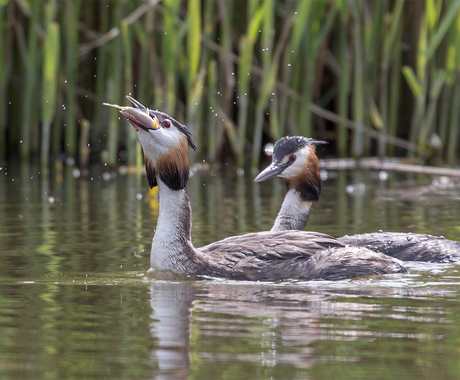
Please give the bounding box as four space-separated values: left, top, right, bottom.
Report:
254 136 460 262
104 97 407 281
255 136 327 232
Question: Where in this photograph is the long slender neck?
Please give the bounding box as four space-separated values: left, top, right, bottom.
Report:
271 188 312 232
150 179 200 274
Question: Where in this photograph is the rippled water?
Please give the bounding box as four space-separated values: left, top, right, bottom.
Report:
1 163 460 379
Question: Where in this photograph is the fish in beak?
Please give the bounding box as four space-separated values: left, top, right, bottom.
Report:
103 98 160 131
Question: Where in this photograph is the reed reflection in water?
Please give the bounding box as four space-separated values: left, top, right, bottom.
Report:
148 277 460 380
1 164 460 379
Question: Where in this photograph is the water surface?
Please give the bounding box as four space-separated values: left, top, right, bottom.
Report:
1 164 460 379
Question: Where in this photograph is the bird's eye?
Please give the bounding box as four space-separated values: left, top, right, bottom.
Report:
164 120 171 128
289 155 296 162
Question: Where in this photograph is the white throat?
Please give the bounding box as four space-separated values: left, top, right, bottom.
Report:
271 188 313 232
150 179 197 274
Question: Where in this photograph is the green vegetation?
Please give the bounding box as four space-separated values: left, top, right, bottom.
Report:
2 0 460 168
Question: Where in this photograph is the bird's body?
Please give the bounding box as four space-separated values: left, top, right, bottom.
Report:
255 136 460 263
338 231 460 263
105 97 406 281
199 230 405 281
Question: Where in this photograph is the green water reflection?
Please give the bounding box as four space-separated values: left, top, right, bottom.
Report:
1 164 460 379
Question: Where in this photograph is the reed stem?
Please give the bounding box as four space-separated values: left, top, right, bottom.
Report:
20 0 41 163
351 0 364 157
2 0 460 167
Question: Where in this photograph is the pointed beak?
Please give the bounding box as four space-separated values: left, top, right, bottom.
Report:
254 161 289 182
126 95 147 110
125 95 160 122
103 99 160 131
120 108 160 131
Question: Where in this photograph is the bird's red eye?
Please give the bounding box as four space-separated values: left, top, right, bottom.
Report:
164 120 171 128
289 155 296 162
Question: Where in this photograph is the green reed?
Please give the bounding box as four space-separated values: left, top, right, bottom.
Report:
236 3 263 168
19 0 40 162
336 0 350 157
64 0 80 159
3 0 460 169
41 0 59 169
0 0 10 159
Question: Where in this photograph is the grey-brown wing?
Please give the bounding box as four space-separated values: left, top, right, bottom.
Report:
199 230 344 261
338 232 460 262
302 246 407 281
196 231 345 280
197 232 407 281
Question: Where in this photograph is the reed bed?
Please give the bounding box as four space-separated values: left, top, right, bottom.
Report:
2 0 460 168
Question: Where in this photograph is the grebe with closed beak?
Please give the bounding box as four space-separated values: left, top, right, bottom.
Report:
254 136 460 262
104 97 406 281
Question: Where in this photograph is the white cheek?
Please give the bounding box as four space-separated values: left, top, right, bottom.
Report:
157 127 182 148
136 128 183 162
279 151 309 179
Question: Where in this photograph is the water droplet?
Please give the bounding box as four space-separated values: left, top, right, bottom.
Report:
378 171 388 181
48 196 55 204
346 183 366 195
264 144 273 156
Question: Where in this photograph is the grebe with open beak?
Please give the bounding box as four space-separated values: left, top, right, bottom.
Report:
104 97 406 281
254 136 460 262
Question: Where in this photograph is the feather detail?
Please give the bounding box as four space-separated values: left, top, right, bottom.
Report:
156 138 190 191
144 154 158 188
